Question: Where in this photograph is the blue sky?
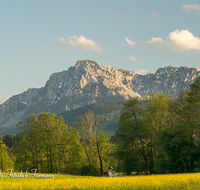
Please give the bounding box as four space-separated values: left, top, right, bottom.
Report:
0 0 200 104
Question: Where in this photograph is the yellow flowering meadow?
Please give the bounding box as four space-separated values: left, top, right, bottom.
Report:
0 173 200 190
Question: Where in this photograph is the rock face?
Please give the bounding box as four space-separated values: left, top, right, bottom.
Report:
0 60 200 134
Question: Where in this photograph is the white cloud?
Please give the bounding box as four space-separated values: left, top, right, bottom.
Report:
181 4 200 12
112 11 121 16
122 55 143 65
143 29 200 52
28 44 32 47
123 55 138 63
125 37 136 47
42 46 47 50
143 14 149 18
151 12 163 19
49 37 53 40
53 35 103 53
135 69 149 75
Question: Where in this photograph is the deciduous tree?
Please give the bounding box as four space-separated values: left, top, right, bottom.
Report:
76 110 113 176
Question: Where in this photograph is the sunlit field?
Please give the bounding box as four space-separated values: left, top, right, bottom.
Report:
1 172 200 190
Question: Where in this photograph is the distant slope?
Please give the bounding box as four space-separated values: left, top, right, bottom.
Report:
60 100 125 134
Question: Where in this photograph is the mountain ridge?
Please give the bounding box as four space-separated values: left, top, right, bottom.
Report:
0 60 200 135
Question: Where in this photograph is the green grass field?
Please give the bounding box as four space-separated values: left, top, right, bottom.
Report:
0 172 200 190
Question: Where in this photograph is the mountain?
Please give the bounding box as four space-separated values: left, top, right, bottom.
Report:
0 60 200 135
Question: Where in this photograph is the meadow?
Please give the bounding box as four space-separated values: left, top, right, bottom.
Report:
0 172 200 190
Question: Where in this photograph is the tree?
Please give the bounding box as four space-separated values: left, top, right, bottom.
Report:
115 97 151 174
0 140 14 171
3 134 13 148
114 78 200 174
14 114 39 171
142 92 177 173
14 113 82 174
75 110 113 176
115 92 176 174
174 77 200 156
157 77 200 173
57 126 83 174
160 76 200 173
160 124 200 173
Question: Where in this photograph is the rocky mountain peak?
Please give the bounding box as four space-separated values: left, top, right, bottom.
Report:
0 60 200 135
75 59 99 67
155 66 178 75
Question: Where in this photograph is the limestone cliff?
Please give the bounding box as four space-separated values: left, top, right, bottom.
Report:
0 60 200 134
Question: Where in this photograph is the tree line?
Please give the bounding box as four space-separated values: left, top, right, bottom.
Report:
0 112 113 176
114 76 200 174
1 76 200 175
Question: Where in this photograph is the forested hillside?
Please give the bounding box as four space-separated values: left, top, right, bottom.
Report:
60 100 125 133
